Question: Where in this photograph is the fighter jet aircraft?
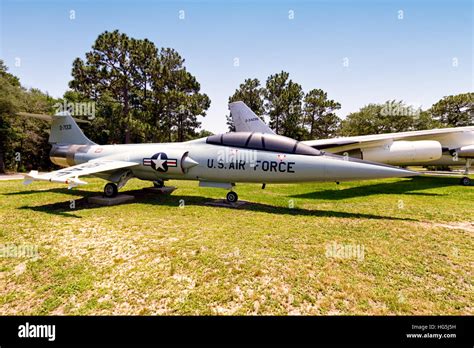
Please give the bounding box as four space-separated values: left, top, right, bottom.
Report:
22 110 416 203
230 101 474 186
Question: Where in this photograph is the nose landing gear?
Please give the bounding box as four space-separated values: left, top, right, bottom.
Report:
460 159 471 186
226 191 238 203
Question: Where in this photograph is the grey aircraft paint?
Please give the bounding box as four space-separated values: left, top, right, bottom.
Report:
24 111 418 200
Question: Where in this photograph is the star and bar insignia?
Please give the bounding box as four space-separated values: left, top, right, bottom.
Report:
143 152 177 172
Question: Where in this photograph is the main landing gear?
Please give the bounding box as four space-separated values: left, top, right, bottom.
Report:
103 170 134 198
104 183 118 198
226 191 238 203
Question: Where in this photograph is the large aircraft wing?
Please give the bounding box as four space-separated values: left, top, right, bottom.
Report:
302 127 474 152
24 160 139 188
229 101 275 134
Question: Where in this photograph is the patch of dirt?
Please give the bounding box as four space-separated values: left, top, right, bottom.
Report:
422 221 474 233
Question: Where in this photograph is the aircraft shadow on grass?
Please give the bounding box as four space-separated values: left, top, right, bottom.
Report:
290 176 459 200
14 187 417 222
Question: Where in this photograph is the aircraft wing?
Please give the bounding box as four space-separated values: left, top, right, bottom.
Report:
302 127 474 152
24 160 139 188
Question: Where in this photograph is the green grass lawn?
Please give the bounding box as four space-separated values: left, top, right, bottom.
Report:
0 176 472 315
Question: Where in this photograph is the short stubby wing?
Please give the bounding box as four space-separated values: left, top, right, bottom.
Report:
24 160 139 188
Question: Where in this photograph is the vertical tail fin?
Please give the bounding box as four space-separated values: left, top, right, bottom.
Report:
49 112 96 145
229 101 275 134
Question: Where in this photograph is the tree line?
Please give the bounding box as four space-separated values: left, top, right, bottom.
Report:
0 30 211 172
0 60 54 172
226 72 473 139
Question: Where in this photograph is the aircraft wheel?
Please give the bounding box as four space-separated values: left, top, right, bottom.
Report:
104 183 118 198
226 191 238 203
460 176 471 186
153 180 164 188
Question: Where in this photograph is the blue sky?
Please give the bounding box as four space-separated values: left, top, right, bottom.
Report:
1 0 472 133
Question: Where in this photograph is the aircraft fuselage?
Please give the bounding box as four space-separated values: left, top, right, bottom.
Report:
50 138 415 184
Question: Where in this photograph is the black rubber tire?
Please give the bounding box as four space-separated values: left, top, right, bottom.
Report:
153 180 164 188
104 183 118 198
460 176 471 186
226 191 238 203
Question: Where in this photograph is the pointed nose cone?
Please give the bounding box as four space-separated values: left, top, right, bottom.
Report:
324 155 418 181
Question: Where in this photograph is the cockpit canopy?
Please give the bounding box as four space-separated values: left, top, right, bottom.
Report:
206 132 322 156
